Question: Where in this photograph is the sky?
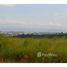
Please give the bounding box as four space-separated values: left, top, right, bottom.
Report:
0 4 67 32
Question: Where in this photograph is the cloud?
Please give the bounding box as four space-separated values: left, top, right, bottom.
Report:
0 18 37 28
48 22 62 27
0 19 24 25
0 16 67 31
0 4 16 7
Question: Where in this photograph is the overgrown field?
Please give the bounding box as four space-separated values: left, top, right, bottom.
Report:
0 35 67 63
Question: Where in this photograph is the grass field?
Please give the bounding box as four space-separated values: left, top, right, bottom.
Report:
0 35 67 63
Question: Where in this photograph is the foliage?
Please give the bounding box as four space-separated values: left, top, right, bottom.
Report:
0 34 67 62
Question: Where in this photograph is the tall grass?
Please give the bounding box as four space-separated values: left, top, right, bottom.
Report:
0 35 67 62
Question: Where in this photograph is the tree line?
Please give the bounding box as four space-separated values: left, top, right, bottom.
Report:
12 32 67 38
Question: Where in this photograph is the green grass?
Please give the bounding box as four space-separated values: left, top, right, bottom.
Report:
0 35 67 62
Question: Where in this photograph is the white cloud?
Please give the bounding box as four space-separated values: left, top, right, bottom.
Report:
48 22 62 26
0 17 67 30
0 19 21 24
0 18 37 27
0 4 16 7
53 13 60 17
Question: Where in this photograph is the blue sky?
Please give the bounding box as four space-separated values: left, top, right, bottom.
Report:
0 4 67 32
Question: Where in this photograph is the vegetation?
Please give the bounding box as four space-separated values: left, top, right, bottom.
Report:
0 34 67 63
